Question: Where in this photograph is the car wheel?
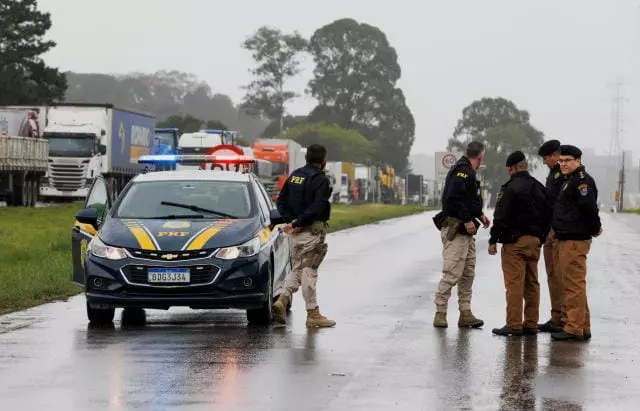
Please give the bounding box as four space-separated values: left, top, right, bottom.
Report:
86 301 115 325
246 260 273 325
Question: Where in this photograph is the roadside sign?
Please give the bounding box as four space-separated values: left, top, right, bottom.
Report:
435 151 460 184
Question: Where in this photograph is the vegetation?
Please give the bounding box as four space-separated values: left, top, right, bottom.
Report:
0 0 67 104
447 97 546 207
0 203 429 315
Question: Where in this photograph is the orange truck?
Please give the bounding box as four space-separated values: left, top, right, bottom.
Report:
252 138 305 200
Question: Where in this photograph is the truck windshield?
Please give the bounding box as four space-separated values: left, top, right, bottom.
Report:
153 132 176 154
44 133 95 157
270 162 286 175
113 180 254 219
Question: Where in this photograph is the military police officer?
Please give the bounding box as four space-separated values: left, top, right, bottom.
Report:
537 139 566 333
551 144 602 341
432 141 490 328
272 144 336 328
488 151 552 336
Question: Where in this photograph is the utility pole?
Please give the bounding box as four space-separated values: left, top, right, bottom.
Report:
620 151 626 211
608 79 627 210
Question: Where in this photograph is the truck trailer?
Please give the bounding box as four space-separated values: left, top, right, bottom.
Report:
0 107 48 206
40 103 155 202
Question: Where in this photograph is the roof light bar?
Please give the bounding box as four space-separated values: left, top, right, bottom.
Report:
138 154 255 164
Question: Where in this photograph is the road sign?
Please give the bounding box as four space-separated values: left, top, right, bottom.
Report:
435 151 460 184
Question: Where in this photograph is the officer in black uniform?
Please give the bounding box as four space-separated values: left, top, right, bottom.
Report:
551 144 602 341
272 144 335 328
432 141 490 328
488 150 552 336
537 139 567 333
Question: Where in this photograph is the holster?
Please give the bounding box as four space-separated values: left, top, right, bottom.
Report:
444 217 461 241
432 211 446 230
310 220 328 235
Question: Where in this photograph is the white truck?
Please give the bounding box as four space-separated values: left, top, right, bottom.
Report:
176 129 238 170
0 107 48 206
40 103 156 202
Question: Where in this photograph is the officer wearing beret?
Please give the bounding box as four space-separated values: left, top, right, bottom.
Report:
537 139 566 333
551 144 602 341
488 151 552 336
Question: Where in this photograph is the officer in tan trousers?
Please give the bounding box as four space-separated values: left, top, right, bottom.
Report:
551 145 602 341
487 151 552 336
432 141 490 328
537 139 566 333
272 144 335 328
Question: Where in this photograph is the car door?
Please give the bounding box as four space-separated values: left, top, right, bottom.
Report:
253 178 289 282
71 176 112 286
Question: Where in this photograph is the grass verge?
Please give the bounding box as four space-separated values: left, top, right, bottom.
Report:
0 202 431 315
623 208 640 214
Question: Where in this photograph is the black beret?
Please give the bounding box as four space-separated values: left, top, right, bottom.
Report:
560 144 582 159
506 150 525 167
538 139 561 156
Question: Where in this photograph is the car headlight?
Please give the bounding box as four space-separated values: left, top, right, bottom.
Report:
88 236 127 260
215 237 260 260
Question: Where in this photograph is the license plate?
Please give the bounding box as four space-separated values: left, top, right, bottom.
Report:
147 268 190 283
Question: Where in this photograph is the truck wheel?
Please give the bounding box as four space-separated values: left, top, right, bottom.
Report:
86 302 115 325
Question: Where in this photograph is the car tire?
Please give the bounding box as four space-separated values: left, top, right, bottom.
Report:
246 260 273 325
86 301 115 324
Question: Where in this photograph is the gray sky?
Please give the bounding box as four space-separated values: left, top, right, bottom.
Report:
38 0 640 158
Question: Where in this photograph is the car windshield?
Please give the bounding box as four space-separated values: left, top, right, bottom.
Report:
113 180 253 219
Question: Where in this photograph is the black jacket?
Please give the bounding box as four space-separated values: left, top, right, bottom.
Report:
441 156 484 234
276 164 331 228
552 165 601 240
489 170 551 245
545 163 564 208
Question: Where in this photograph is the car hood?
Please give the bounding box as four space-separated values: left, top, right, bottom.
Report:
98 217 260 251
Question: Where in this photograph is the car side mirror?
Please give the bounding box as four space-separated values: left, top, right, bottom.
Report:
268 208 284 226
98 144 107 155
76 208 99 229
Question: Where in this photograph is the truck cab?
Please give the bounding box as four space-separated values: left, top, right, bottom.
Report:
152 128 180 171
176 129 237 170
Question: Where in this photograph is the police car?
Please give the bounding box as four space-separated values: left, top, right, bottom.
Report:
71 146 291 325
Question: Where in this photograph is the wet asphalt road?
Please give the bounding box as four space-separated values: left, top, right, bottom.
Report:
1 211 640 410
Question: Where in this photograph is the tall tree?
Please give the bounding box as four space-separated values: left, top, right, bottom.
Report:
241 26 308 135
0 0 67 104
307 18 414 172
448 97 545 206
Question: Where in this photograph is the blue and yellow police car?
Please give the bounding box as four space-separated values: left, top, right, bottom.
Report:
71 149 291 325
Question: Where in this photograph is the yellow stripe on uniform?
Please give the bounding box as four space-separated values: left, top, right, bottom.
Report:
123 220 157 250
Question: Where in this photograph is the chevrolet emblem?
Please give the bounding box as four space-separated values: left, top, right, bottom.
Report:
160 253 179 260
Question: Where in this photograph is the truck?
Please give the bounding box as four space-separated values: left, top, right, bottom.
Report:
354 164 376 202
152 127 180 171
176 129 238 170
0 107 49 206
325 161 356 204
252 138 304 200
40 103 155 202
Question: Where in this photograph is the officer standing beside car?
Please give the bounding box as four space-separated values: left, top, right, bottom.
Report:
537 139 567 333
488 151 552 336
551 144 602 341
271 144 336 328
432 141 490 329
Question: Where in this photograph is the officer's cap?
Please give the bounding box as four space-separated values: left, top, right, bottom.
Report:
505 150 526 167
560 144 582 159
538 139 561 156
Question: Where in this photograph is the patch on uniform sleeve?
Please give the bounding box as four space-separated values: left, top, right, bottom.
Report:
554 172 560 179
578 183 588 196
497 190 503 200
456 172 468 178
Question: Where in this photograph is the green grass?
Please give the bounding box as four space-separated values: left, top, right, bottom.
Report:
623 208 640 214
0 202 431 315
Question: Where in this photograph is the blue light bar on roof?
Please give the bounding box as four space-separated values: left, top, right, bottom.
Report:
137 154 256 165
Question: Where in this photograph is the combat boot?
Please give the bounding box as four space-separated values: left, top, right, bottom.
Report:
433 312 448 328
272 294 290 324
306 307 336 328
458 310 484 328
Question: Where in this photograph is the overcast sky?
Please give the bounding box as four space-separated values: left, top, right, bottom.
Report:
38 0 640 158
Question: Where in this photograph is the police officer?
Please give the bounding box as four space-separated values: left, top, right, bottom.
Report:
432 141 490 328
537 139 566 333
488 151 552 336
272 144 336 328
551 144 602 341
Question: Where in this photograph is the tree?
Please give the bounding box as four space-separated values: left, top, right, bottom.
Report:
448 97 545 207
278 122 375 163
0 0 67 104
307 18 414 171
241 26 308 135
262 115 308 137
157 115 228 134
